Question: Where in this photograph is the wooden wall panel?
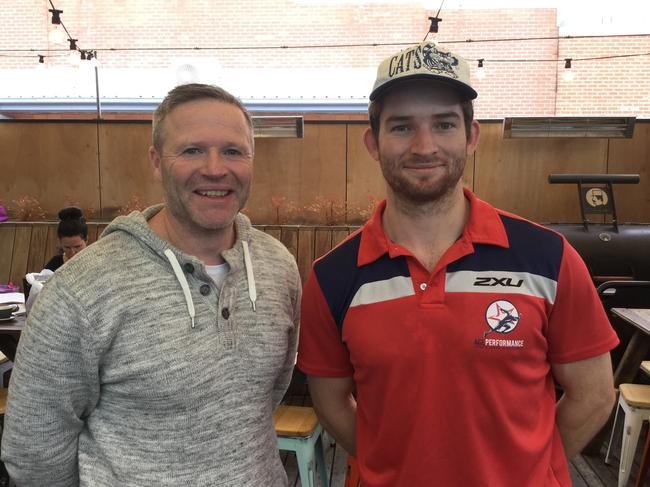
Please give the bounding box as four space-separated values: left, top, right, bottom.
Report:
45 225 59 260
0 120 648 226
9 226 31 287
608 123 650 223
248 124 347 224
474 123 609 223
86 225 99 245
0 123 100 219
332 229 351 247
98 123 164 219
314 228 333 260
261 227 281 241
464 149 476 191
96 224 109 237
280 227 298 260
26 225 49 273
346 124 386 219
297 228 315 284
0 227 16 284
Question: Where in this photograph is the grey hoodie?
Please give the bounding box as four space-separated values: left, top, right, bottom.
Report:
2 206 301 487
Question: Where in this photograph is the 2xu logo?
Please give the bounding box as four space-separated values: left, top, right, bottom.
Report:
474 277 523 288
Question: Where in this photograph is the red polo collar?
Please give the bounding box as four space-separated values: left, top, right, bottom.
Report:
357 188 510 267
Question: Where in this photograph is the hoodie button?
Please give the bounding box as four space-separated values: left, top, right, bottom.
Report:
200 284 211 296
183 263 195 273
221 308 230 319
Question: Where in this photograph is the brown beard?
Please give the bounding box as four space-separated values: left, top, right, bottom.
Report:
379 154 466 205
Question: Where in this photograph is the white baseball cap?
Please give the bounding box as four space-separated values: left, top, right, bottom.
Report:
370 41 477 101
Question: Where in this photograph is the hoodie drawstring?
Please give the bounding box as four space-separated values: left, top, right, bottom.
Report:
242 241 257 312
164 249 196 328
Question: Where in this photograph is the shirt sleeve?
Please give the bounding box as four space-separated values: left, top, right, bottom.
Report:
272 260 302 408
546 238 620 364
297 267 354 377
1 275 99 486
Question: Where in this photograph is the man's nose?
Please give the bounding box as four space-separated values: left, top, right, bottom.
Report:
202 149 228 176
411 129 439 156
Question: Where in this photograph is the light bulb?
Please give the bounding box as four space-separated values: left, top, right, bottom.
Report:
48 26 65 45
68 50 81 67
475 59 486 80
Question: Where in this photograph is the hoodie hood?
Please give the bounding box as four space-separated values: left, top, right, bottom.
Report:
102 205 258 327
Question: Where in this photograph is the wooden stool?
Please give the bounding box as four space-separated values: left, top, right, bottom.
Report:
0 355 12 388
633 362 650 487
274 406 328 487
606 384 650 487
0 388 6 416
344 454 360 487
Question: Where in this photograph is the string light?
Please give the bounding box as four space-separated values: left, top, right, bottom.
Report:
7 9 650 70
563 58 574 81
476 59 486 79
423 0 444 41
86 50 99 67
68 51 80 66
48 25 65 44
428 16 441 34
48 8 62 24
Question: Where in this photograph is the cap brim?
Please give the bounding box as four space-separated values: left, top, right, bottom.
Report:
369 74 478 102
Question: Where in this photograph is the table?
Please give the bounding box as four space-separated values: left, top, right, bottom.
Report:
611 308 650 385
584 308 650 455
0 315 24 362
0 314 25 334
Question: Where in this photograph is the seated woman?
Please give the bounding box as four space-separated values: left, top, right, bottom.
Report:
44 206 88 271
25 207 88 314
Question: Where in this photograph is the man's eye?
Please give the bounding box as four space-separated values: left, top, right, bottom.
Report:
182 147 203 156
224 148 243 156
390 125 410 133
438 122 455 130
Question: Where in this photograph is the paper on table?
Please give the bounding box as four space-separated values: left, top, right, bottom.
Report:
0 292 25 305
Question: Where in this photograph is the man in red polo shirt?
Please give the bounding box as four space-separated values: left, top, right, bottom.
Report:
297 41 618 486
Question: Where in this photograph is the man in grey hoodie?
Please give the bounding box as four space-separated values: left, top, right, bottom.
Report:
2 84 301 486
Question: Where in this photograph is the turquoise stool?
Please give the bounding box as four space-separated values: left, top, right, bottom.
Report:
274 405 329 487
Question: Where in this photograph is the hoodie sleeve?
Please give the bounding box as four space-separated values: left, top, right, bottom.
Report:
1 276 100 486
272 259 301 408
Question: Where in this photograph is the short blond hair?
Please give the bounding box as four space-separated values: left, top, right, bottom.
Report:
152 83 253 152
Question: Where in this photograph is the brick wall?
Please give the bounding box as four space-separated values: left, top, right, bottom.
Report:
1 1 649 118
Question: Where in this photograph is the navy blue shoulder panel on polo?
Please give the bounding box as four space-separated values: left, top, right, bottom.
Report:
447 214 564 280
313 232 410 334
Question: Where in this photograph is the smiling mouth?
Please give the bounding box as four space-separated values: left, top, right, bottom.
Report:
195 190 229 197
405 164 445 170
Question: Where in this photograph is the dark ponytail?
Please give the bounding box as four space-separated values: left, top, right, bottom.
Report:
57 207 88 240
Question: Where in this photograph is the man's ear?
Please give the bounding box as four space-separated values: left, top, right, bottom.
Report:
149 146 162 182
363 127 380 162
466 120 480 157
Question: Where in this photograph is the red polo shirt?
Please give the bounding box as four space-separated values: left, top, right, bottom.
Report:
298 189 618 487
